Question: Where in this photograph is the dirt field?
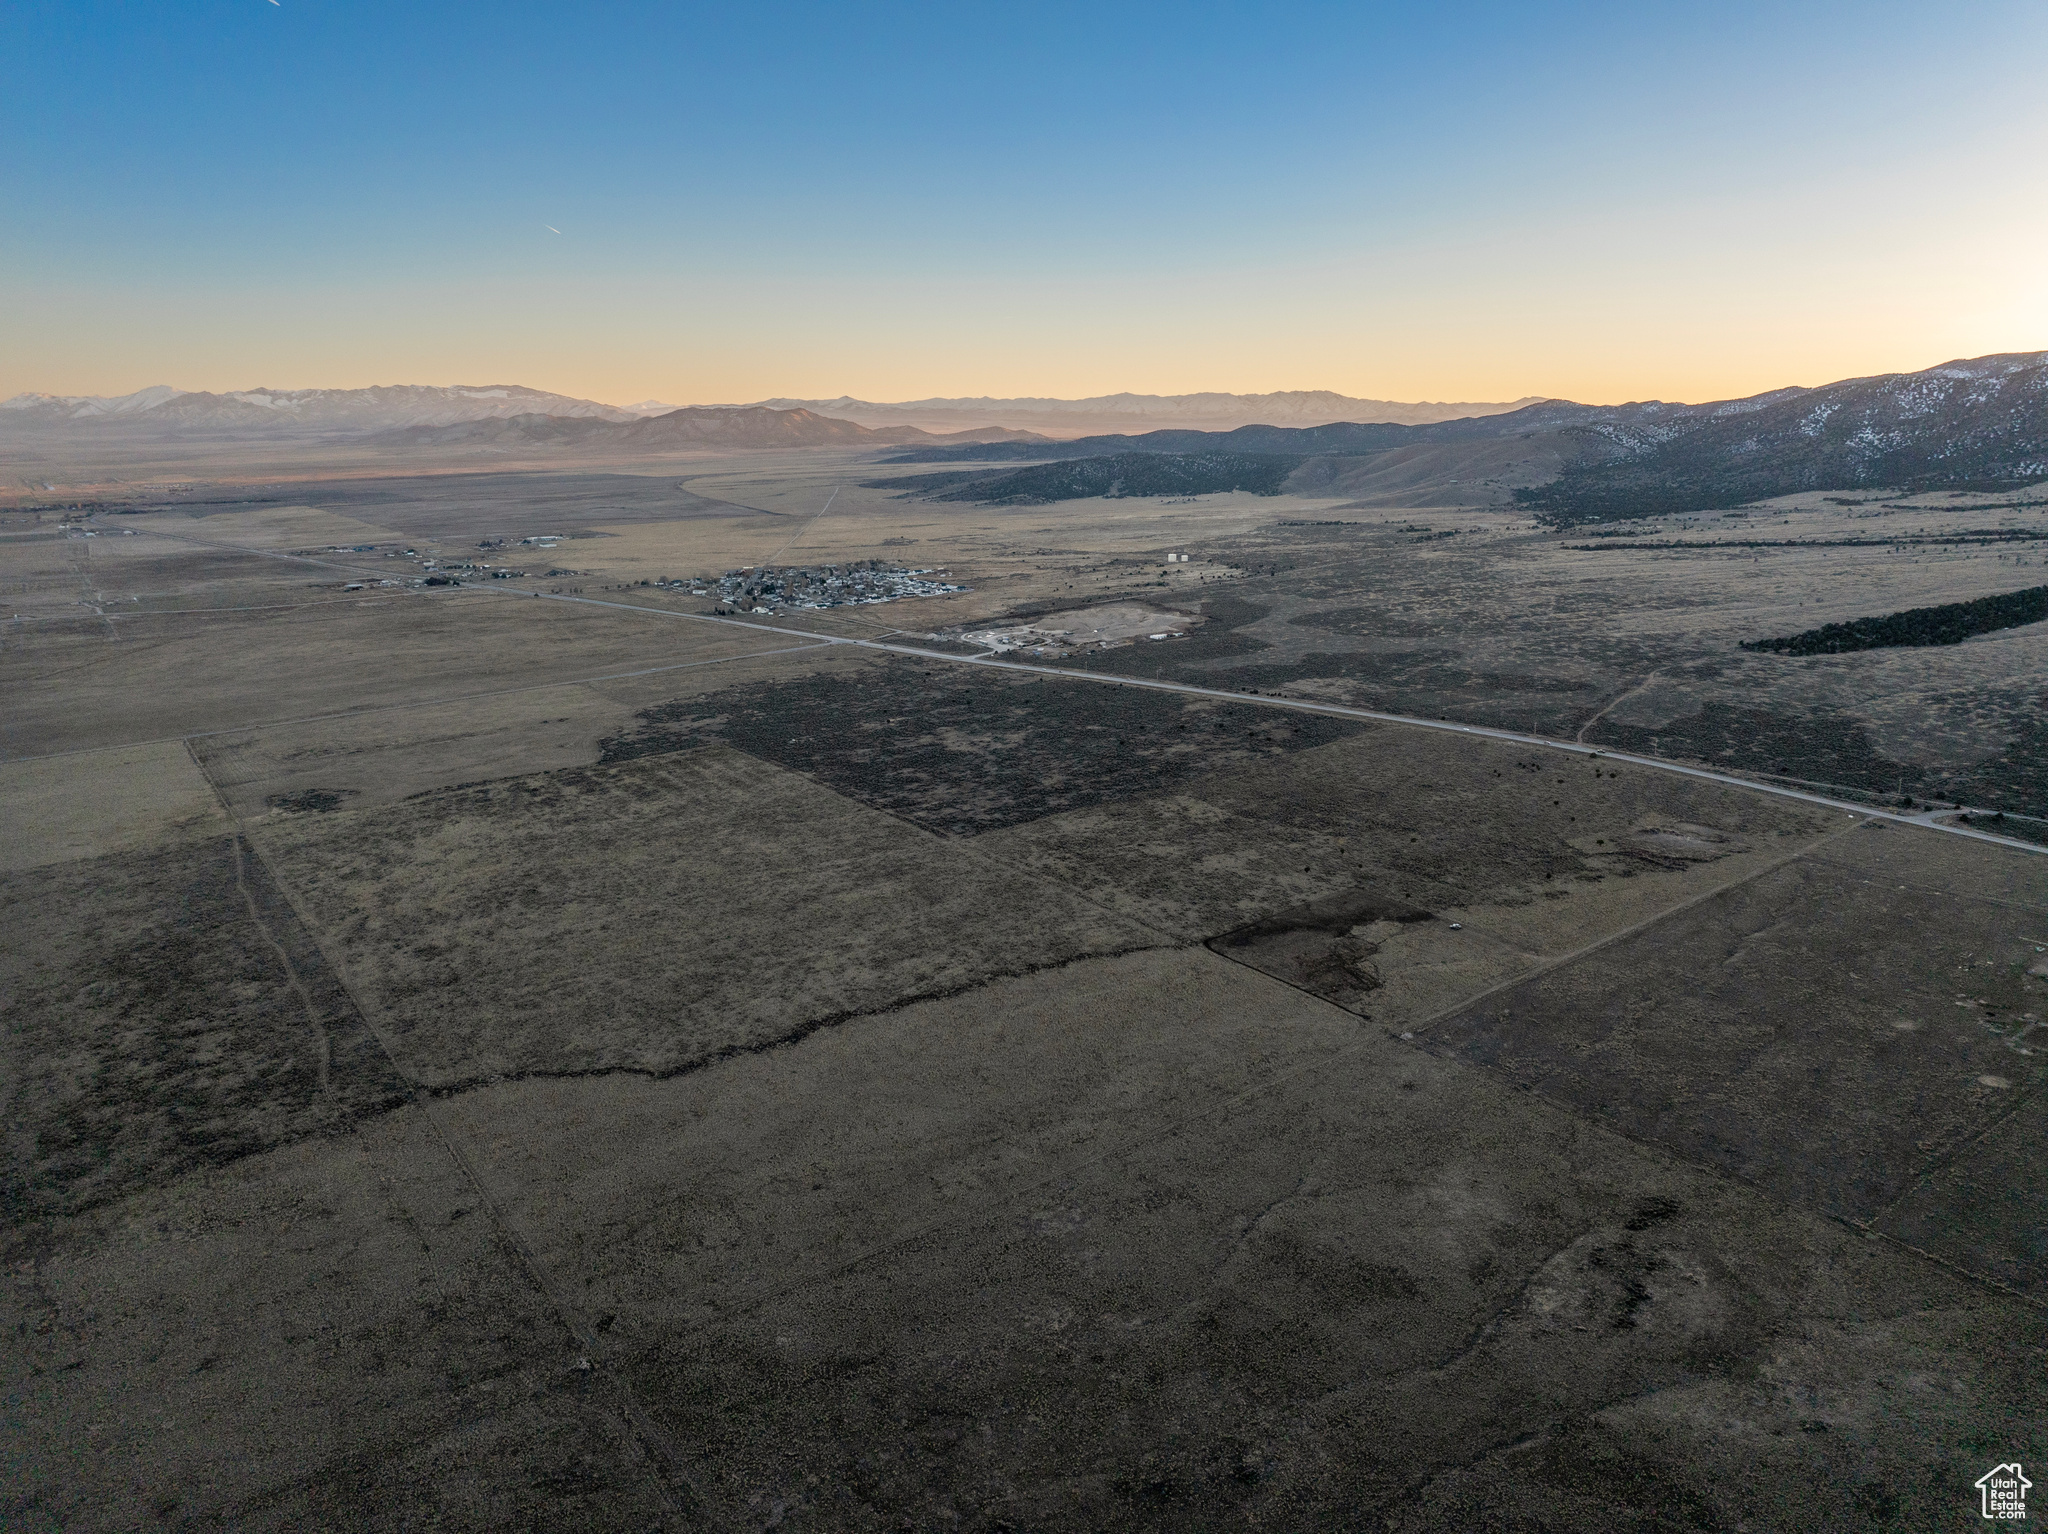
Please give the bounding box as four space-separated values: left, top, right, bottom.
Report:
4 443 2044 1530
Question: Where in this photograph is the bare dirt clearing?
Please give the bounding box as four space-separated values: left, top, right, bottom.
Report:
958 600 1200 654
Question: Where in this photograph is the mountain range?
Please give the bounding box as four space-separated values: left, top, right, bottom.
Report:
368 408 1047 451
0 383 639 431
722 390 1548 434
0 383 1540 438
1516 351 2048 519
881 352 2048 521
7 356 2042 519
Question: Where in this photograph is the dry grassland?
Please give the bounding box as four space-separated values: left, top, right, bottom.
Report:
5 1103 668 1533
4 443 2045 1531
190 641 867 818
0 740 227 871
178 503 415 549
253 746 1165 1086
4 588 793 758
1 833 404 1224
1422 827 2048 1234
977 723 1841 938
605 1006 2041 1531
441 949 1361 1321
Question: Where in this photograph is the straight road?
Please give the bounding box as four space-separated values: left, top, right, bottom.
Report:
48 517 2043 857
487 586 2048 858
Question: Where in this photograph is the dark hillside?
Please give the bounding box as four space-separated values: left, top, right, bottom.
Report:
858 469 1012 495
877 401 1707 466
1519 353 2048 524
883 421 1436 465
933 452 1299 504
881 353 2048 525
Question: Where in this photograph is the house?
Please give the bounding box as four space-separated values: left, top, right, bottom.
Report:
1977 1463 2030 1520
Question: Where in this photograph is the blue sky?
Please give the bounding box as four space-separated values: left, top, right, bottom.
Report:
6 1 2045 403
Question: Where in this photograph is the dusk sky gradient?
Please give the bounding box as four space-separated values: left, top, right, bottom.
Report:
6 0 2045 406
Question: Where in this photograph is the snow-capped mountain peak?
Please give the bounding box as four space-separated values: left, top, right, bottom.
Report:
0 383 639 432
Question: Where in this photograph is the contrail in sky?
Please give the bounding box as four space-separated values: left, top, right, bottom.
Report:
545 225 562 234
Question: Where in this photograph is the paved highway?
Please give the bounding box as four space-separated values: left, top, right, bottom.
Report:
488 586 2048 859
65 520 2042 858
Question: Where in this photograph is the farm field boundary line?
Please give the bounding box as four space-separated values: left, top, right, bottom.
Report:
490 587 2048 859
677 815 2026 1328
1393 823 1860 1043
177 738 703 1525
7 595 436 622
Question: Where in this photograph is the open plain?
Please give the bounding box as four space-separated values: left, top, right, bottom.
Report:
4 440 2046 1531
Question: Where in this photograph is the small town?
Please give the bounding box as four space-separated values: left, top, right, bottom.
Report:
703 560 965 613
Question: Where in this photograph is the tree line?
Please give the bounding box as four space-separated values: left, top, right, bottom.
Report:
1743 584 2048 655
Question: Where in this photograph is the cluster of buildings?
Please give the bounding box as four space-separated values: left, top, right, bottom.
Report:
696 561 965 613
320 542 536 588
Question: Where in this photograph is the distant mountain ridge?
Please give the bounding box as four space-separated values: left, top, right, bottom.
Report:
724 390 1550 434
0 384 188 419
878 405 1671 464
881 352 2048 520
8 357 2042 519
0 383 1539 438
1517 351 2048 520
0 383 637 431
370 407 1047 451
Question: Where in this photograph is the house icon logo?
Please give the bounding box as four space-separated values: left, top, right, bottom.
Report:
1978 1462 2030 1520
